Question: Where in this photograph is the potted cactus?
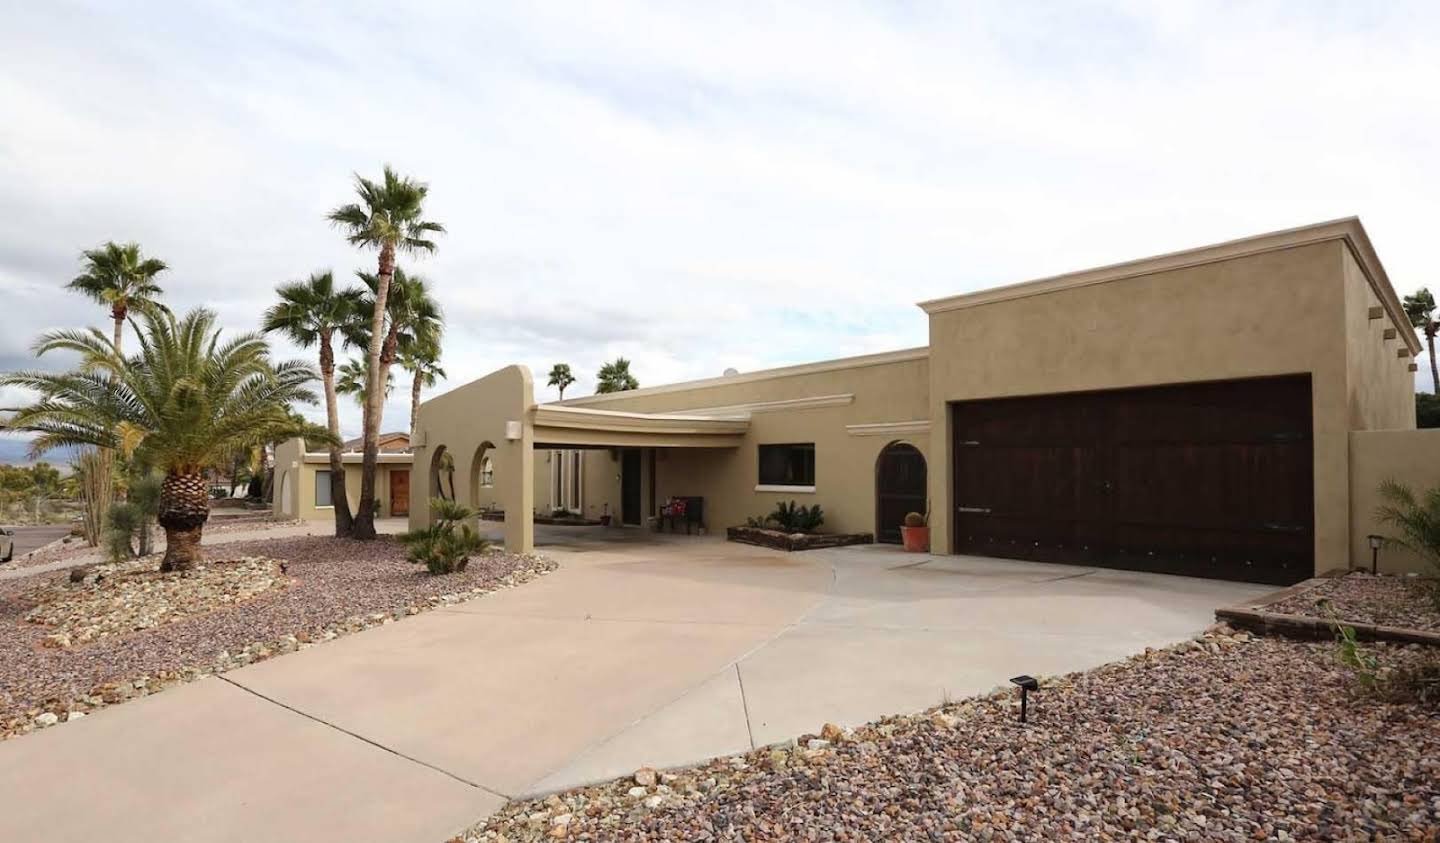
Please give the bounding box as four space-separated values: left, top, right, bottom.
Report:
900 511 930 552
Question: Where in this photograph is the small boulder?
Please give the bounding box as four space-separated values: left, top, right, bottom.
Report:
819 722 845 742
35 712 58 727
633 767 658 787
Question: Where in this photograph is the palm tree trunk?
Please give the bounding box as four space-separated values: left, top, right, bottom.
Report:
158 471 209 572
410 371 423 441
353 244 395 540
1428 325 1438 395
320 333 355 537
111 306 125 353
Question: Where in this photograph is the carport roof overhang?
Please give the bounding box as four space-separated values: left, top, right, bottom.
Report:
531 404 749 448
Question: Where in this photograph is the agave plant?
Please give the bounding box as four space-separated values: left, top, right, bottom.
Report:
2 308 324 571
398 497 488 575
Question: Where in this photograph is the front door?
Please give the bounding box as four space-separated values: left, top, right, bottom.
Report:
389 469 410 517
621 449 642 525
876 442 927 543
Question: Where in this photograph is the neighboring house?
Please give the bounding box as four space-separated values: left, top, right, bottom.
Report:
416 218 1435 582
272 433 414 521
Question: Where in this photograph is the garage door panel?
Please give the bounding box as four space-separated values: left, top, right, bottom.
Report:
952 375 1313 585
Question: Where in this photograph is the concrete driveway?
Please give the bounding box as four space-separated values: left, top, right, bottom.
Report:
0 529 1271 842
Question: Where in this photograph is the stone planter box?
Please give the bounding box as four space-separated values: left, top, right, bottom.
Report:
479 511 601 527
1215 575 1440 647
726 526 873 552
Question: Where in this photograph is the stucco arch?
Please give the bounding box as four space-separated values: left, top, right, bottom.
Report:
429 444 455 501
468 441 497 509
875 440 927 544
278 470 295 517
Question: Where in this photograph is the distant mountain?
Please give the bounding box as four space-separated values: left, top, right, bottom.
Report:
0 438 78 466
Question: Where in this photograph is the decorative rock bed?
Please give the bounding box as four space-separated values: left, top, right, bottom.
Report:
458 627 1439 842
0 534 556 741
725 526 873 552
1217 572 1440 645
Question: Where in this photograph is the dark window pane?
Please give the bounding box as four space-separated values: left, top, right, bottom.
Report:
758 443 815 486
315 470 333 507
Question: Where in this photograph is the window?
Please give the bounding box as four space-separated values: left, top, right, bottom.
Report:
315 470 334 507
757 443 815 489
480 457 494 488
548 450 583 511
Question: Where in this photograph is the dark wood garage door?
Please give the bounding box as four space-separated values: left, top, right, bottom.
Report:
951 375 1313 585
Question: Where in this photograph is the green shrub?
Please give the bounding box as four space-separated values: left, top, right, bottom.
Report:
769 500 824 533
399 498 490 575
1375 481 1440 608
103 501 142 562
744 514 772 528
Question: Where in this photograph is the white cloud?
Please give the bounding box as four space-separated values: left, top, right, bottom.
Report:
1 0 1437 445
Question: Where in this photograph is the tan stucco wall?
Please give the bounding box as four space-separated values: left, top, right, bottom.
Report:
560 353 931 536
271 438 413 521
1349 429 1440 575
1342 248 1416 431
412 365 535 551
928 240 1366 574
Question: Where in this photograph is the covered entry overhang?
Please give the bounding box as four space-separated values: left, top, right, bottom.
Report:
411 364 748 553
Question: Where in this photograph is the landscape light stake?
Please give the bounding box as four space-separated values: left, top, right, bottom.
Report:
1367 534 1382 576
1010 675 1038 724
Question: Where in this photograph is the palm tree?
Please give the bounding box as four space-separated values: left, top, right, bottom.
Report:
1403 288 1438 394
399 336 446 440
547 363 576 400
347 268 443 436
595 358 639 393
263 270 363 536
337 358 394 407
328 166 444 540
2 309 322 571
65 241 169 352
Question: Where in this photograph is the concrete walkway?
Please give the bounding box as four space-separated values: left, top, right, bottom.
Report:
0 530 1270 842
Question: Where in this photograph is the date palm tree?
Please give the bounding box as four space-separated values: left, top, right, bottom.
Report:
2 309 322 571
547 363 576 400
263 270 364 536
1403 288 1438 394
595 357 639 393
65 241 169 352
399 335 446 441
328 165 444 539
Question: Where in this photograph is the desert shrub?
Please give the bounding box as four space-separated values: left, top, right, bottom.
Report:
1320 599 1381 692
744 514 772 528
903 511 927 528
399 497 490 575
103 501 143 562
770 500 824 533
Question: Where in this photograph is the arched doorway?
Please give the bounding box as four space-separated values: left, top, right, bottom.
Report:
875 442 926 544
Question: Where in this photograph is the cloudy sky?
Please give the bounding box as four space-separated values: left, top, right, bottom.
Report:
2 1 1438 451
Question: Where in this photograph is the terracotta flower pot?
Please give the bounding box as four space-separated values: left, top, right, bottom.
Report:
900 525 930 552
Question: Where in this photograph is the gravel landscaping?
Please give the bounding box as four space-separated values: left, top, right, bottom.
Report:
1267 573 1440 632
0 535 555 740
461 628 1439 842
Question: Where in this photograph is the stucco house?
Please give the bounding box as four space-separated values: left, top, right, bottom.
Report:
273 432 414 522
408 218 1436 583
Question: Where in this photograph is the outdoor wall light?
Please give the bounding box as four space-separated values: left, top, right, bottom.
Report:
504 420 523 441
1010 674 1039 723
1367 534 1383 575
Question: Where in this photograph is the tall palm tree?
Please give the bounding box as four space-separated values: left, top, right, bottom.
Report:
348 267 443 432
65 241 169 352
2 309 322 571
328 166 444 539
595 357 639 393
1403 288 1438 394
262 270 364 537
399 336 446 441
547 363 576 400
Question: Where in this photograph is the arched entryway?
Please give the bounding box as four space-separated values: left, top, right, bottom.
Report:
875 441 927 544
468 441 496 509
429 445 456 501
279 470 294 517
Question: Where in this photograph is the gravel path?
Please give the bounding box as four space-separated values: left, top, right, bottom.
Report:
0 535 554 740
1267 573 1440 632
463 629 1439 842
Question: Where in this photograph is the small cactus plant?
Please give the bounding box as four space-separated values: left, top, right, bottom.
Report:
903 511 927 528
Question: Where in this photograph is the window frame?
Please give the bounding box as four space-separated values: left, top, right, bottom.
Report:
314 469 334 508
756 443 816 492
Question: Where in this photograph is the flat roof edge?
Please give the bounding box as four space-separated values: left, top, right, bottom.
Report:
558 347 928 406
